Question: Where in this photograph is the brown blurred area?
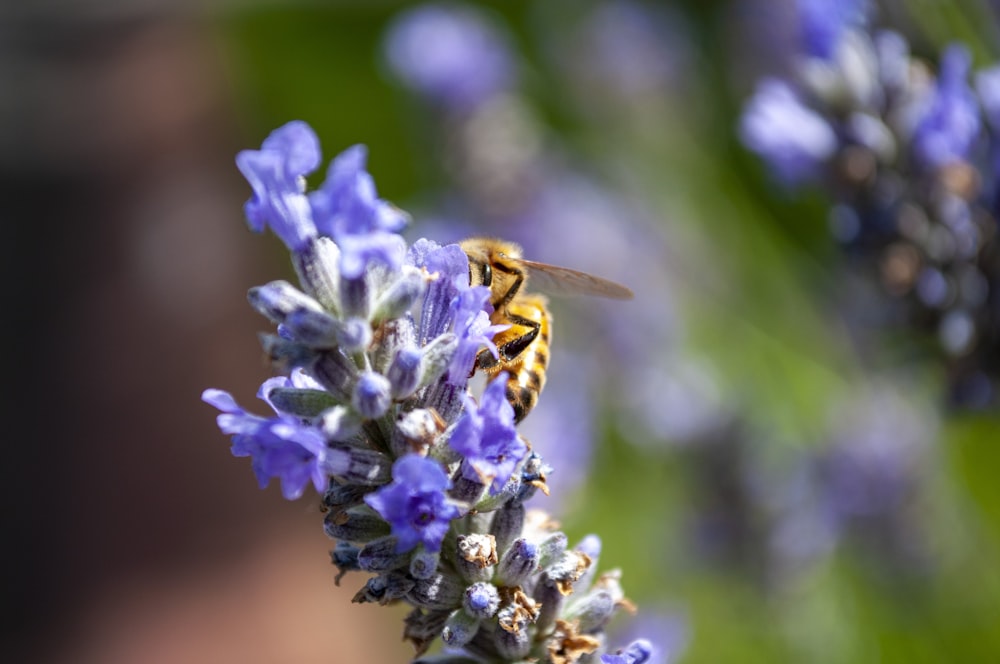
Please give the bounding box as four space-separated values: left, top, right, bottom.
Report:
1 4 409 662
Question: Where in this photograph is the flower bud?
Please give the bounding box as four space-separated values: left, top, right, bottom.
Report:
532 576 564 636
352 371 392 419
248 280 323 324
358 536 410 572
319 405 362 442
372 267 426 324
292 236 341 314
569 589 616 633
266 387 336 417
393 408 444 457
353 570 413 605
441 608 480 648
408 572 465 610
283 308 342 348
336 317 372 353
515 452 550 503
410 549 441 580
322 482 369 513
574 534 602 591
463 582 501 620
404 607 451 657
491 501 525 557
387 345 424 400
495 601 533 660
537 532 568 569
496 538 538 587
312 350 358 402
449 473 486 505
545 550 593 596
323 506 391 543
340 274 371 319
419 333 458 387
330 445 393 485
330 541 360 582
259 333 317 370
456 534 497 584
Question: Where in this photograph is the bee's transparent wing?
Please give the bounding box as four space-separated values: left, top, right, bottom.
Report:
518 259 634 299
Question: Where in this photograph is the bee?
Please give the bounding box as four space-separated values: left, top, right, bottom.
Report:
460 237 633 422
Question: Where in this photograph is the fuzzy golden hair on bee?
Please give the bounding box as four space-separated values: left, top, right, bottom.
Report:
459 236 632 422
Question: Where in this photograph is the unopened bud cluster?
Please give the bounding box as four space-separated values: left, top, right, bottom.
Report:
203 121 651 663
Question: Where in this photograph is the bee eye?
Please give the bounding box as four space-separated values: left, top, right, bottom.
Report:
481 262 493 287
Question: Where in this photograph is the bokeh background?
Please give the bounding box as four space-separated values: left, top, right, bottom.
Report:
5 0 1000 662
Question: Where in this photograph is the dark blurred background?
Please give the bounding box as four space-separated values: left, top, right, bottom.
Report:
4 1 1000 662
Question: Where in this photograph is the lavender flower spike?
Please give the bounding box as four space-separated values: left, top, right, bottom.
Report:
206 125 651 661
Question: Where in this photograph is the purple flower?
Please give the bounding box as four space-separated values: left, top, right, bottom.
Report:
740 78 838 185
819 387 932 521
911 45 981 170
383 4 514 110
202 388 346 500
308 145 408 278
797 0 868 60
975 64 1000 131
449 376 525 494
602 640 655 664
408 239 472 343
447 286 505 384
364 454 461 553
235 120 320 251
609 608 688 664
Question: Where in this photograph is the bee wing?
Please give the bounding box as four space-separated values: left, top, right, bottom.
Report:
517 258 634 300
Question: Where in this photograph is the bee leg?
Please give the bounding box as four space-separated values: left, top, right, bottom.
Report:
475 315 540 372
492 262 525 309
496 314 540 362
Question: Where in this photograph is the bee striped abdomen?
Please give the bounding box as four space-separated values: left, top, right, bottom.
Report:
484 295 551 423
460 235 628 422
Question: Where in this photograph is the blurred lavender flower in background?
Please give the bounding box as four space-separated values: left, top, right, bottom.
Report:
768 381 937 581
797 0 869 60
542 0 693 122
383 4 515 112
909 45 980 171
608 607 688 664
739 78 838 185
739 0 1000 407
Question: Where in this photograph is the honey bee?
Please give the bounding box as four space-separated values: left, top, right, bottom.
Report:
460 237 633 422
